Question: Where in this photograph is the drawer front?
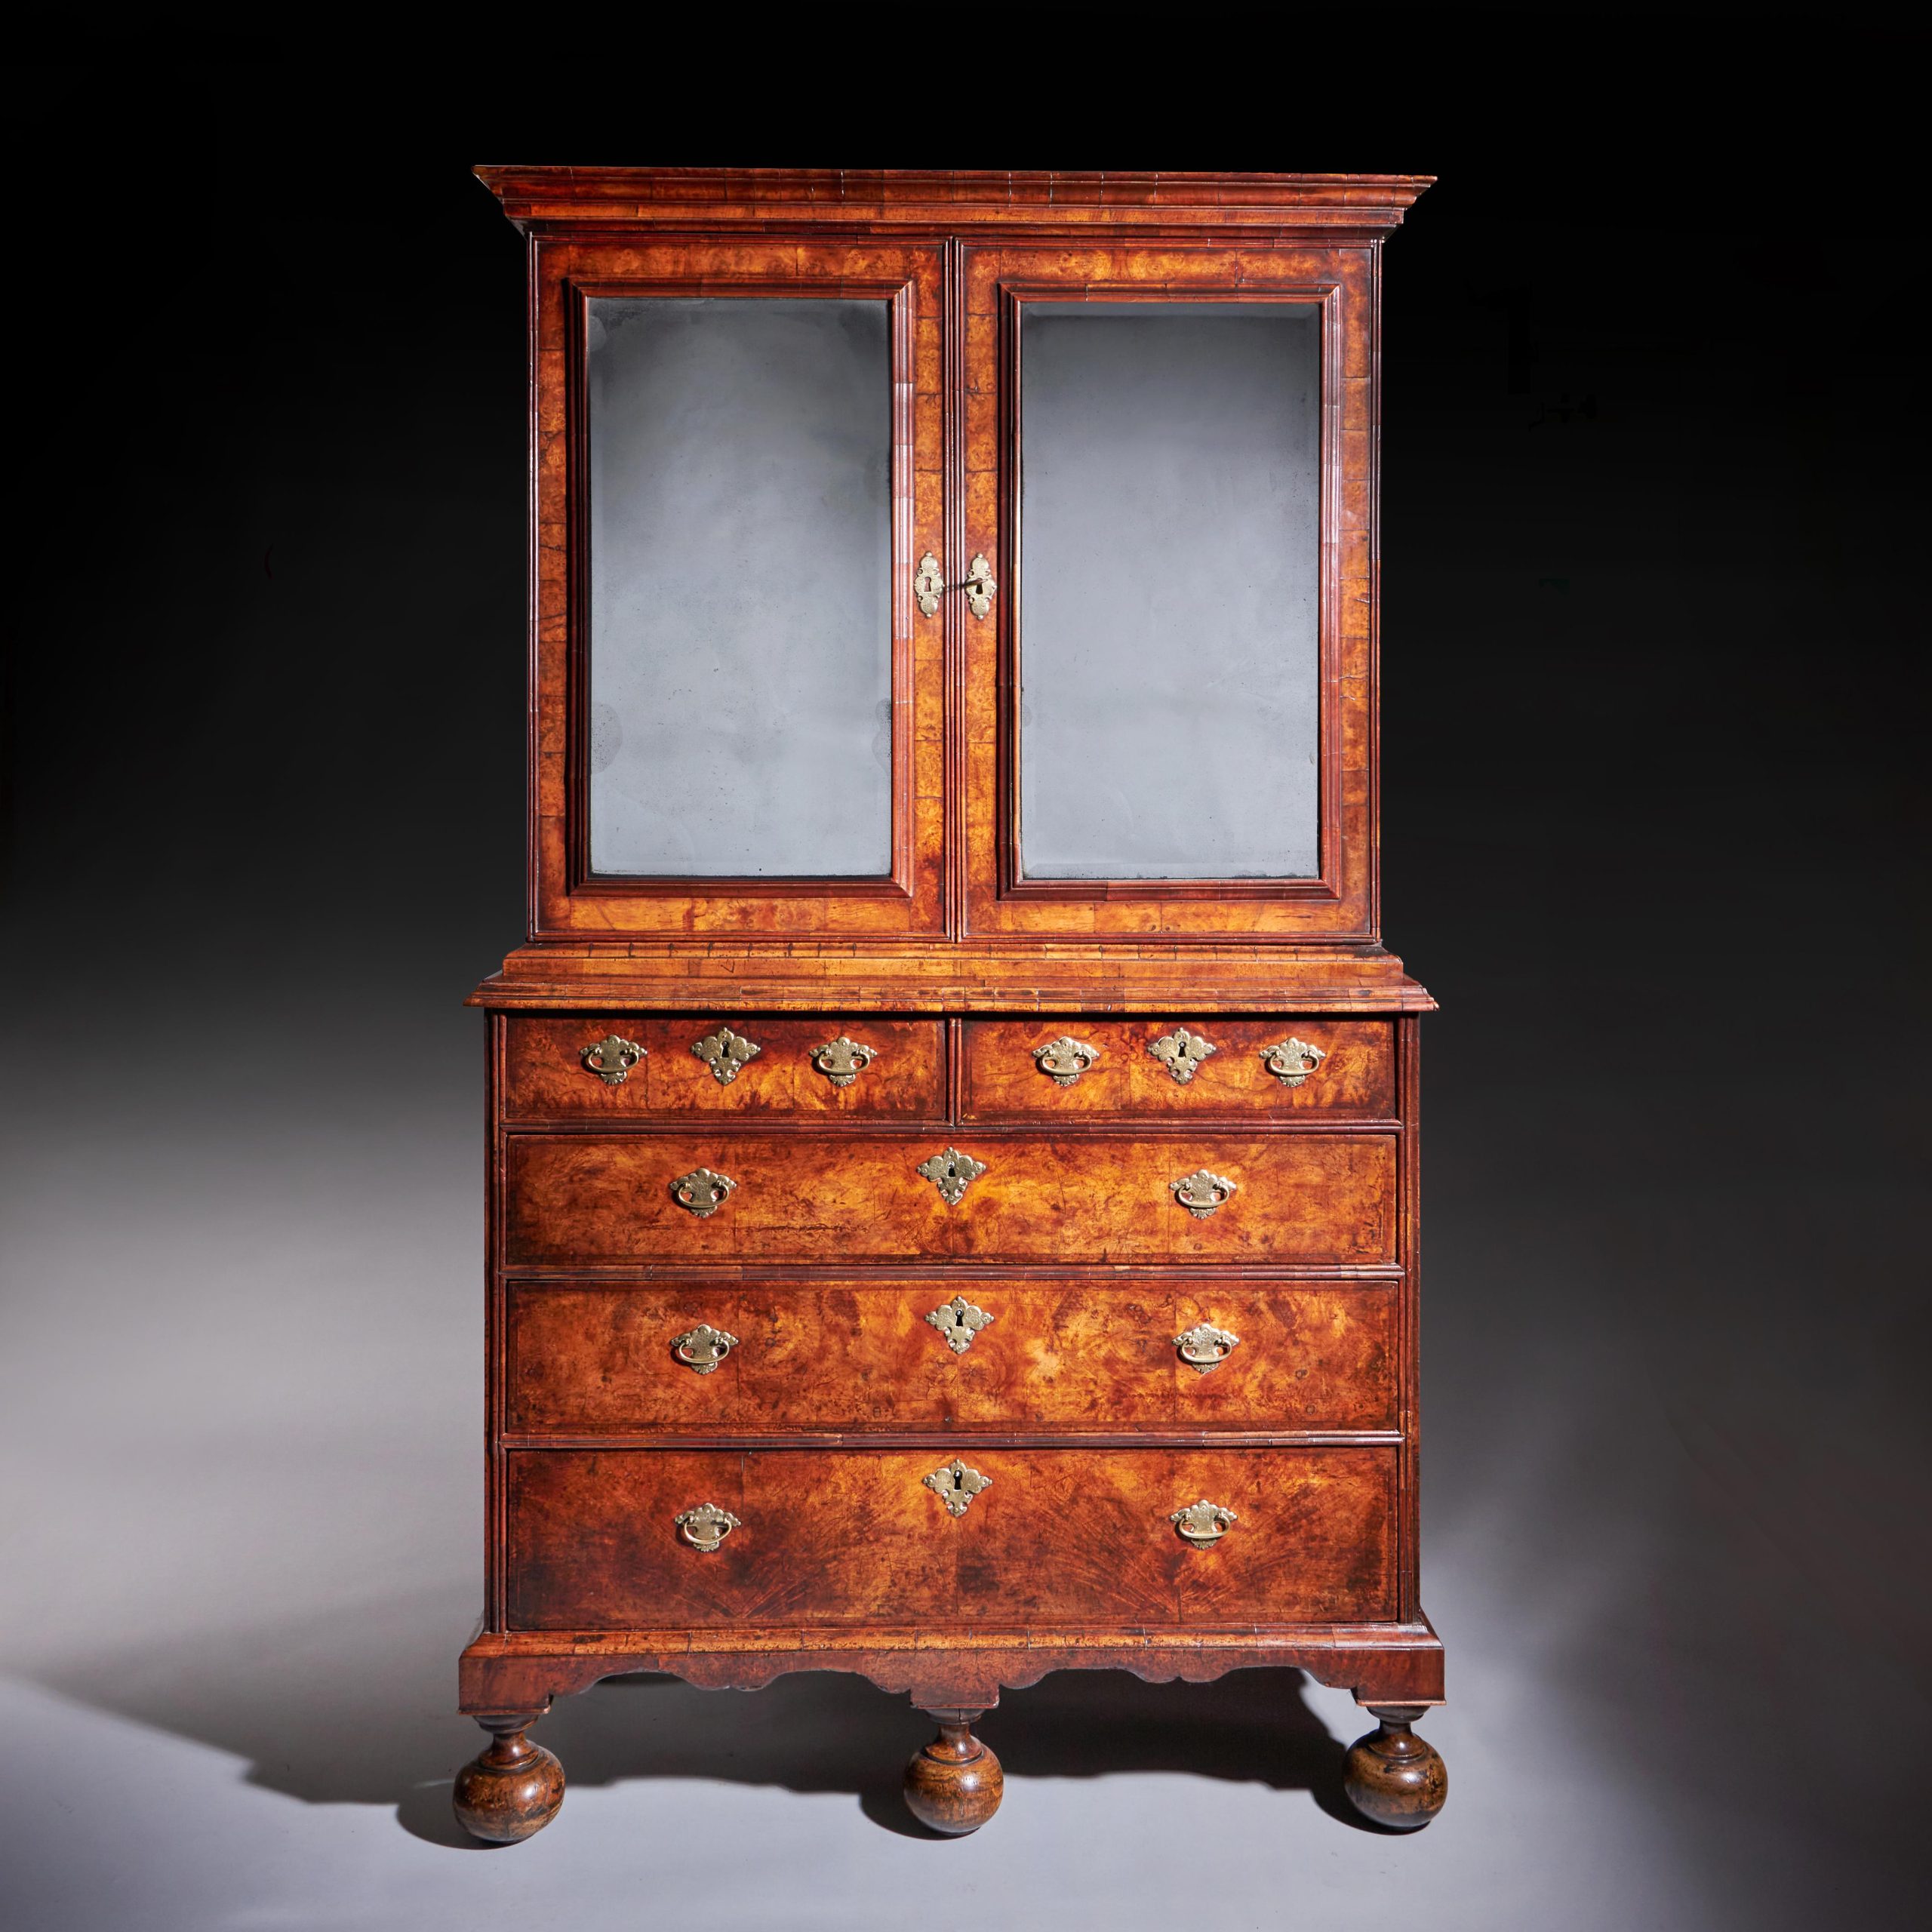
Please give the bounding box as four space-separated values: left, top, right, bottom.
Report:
506 1446 1397 1629
961 1019 1395 1121
503 1017 946 1121
505 1278 1398 1435
503 1132 1397 1267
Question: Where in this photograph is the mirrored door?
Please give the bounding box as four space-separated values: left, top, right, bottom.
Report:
529 238 947 940
961 244 1379 940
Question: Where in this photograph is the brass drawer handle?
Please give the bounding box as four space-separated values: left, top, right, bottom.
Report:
671 1323 739 1374
917 1146 987 1206
691 1025 761 1085
1260 1037 1328 1088
1171 1168 1238 1218
923 1459 992 1517
811 1035 878 1088
580 1034 645 1086
925 1294 995 1355
1170 1500 1238 1546
674 1503 741 1552
1148 1027 1217 1084
1032 1035 1101 1087
1174 1321 1241 1374
672 1168 737 1217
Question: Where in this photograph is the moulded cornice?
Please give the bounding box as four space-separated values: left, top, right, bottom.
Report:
472 166 1434 235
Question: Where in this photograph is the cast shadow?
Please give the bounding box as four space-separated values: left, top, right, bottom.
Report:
33 1583 1387 1844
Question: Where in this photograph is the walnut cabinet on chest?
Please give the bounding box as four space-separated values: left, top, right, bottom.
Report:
454 167 1446 1841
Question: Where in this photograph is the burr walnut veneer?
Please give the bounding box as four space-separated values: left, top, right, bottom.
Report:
457 166 1444 1842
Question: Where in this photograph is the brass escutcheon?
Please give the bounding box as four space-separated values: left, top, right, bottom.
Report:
1170 1499 1238 1546
811 1035 878 1088
691 1026 761 1085
925 1294 995 1355
1174 1321 1241 1374
1171 1169 1238 1219
916 1146 987 1206
672 1168 737 1217
1260 1037 1328 1088
671 1323 739 1374
962 553 996 620
1148 1027 1217 1084
674 1502 741 1553
1032 1035 1101 1087
914 552 946 618
923 1458 992 1518
580 1035 645 1086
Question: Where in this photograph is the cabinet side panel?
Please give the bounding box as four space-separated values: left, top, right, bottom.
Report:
487 1013 508 1632
1398 1013 1420 1623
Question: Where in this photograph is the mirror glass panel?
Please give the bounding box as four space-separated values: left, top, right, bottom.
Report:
586 296 892 876
1018 300 1321 880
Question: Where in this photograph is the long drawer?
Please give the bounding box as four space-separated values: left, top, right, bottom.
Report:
503 1017 946 1121
503 1132 1397 1267
961 1019 1396 1121
504 1278 1398 1434
506 1446 1398 1629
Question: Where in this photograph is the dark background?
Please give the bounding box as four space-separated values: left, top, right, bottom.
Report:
5 17 1927 1928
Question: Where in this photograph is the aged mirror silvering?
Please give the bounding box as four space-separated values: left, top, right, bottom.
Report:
586 295 893 878
1017 301 1323 881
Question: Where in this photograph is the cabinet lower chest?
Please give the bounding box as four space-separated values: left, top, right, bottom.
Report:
483 1010 1420 1650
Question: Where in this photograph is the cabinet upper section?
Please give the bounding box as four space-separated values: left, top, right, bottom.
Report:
475 168 1430 958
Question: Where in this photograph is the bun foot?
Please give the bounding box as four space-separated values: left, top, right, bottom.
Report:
453 1714 565 1844
1343 1705 1447 1830
904 1710 1003 1835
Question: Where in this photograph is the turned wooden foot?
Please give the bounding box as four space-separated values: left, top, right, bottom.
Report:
1343 1705 1447 1830
903 1709 1003 1835
453 1713 565 1844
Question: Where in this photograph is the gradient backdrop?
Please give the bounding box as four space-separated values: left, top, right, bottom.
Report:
4 28 1925 1931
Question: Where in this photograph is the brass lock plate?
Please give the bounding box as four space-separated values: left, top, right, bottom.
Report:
922 1459 992 1518
925 1294 995 1355
963 552 996 620
691 1026 761 1085
916 1147 987 1206
1148 1027 1217 1084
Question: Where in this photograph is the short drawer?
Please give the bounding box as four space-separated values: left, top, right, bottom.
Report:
504 1278 1398 1435
503 1017 945 1121
503 1131 1397 1268
506 1445 1397 1629
961 1019 1395 1121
